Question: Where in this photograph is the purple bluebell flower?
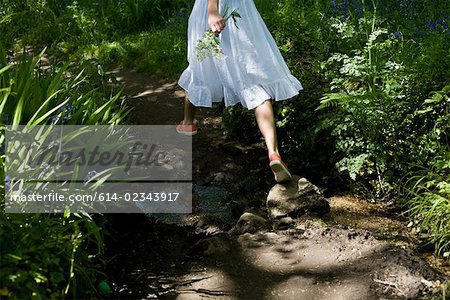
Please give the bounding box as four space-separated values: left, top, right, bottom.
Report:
52 105 73 124
28 160 37 169
343 0 348 19
5 176 11 189
178 8 186 18
394 31 403 39
425 19 436 30
436 19 448 31
83 170 97 186
58 104 72 122
407 4 414 16
355 7 363 16
331 0 338 16
60 104 71 110
51 115 60 125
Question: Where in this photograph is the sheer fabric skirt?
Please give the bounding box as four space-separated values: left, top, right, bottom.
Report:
178 0 303 109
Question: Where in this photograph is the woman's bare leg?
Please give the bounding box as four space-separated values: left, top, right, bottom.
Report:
183 94 196 125
254 99 279 157
255 99 291 182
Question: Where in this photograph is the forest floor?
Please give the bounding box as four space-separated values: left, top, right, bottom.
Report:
103 67 449 300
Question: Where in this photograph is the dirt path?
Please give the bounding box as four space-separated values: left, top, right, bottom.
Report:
104 67 449 300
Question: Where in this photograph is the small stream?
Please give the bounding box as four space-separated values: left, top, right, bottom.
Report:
137 184 235 228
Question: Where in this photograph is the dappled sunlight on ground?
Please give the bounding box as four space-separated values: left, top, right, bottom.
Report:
167 226 440 299
103 67 447 300
237 231 381 273
175 268 236 299
329 195 409 239
270 275 370 300
107 68 186 125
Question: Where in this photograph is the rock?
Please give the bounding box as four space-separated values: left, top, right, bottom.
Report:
272 216 295 230
278 216 294 229
213 172 226 183
266 175 330 219
229 212 271 235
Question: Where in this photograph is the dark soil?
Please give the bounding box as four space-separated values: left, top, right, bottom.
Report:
102 68 449 300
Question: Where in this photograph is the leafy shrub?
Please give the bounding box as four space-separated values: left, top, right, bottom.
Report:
401 84 450 256
221 0 450 253
314 3 449 198
316 15 414 199
0 47 129 126
0 211 106 299
0 0 190 49
87 15 188 79
0 0 60 48
222 104 259 142
0 45 130 298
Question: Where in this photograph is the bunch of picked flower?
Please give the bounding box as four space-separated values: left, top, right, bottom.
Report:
195 6 241 62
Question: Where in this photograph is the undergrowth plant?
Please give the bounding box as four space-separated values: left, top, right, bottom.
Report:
317 9 414 199
0 0 449 288
401 84 450 256
0 45 130 299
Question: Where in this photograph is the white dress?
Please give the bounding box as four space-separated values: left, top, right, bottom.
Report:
177 0 303 110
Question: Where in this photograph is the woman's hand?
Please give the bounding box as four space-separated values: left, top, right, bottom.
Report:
208 11 225 37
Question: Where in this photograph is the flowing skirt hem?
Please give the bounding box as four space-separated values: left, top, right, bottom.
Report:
178 68 303 110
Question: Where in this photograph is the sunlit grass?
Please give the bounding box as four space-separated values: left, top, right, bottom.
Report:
84 19 187 80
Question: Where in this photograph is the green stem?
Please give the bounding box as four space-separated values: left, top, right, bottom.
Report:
367 0 378 94
64 225 79 298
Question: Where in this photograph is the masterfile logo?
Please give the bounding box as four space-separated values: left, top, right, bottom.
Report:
4 125 193 213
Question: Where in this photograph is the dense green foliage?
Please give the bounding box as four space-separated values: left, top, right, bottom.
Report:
0 45 129 298
0 0 191 77
0 0 449 298
0 0 187 47
225 2 449 258
256 0 450 257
